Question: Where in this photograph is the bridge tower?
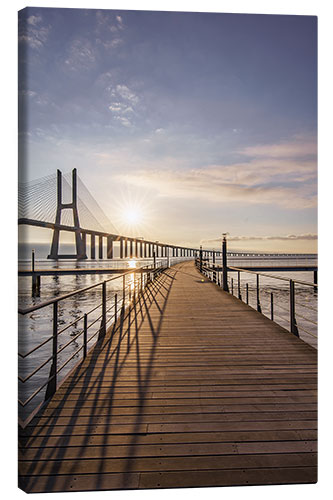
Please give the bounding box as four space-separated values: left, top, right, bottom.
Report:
47 168 87 259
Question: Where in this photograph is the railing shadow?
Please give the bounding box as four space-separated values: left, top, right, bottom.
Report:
19 266 177 492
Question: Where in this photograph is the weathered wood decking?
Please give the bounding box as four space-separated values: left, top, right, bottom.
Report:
19 261 317 492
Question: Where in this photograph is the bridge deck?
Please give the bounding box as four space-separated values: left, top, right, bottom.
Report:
19 261 317 492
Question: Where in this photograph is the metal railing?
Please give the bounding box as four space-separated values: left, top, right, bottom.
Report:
195 258 317 345
18 263 167 423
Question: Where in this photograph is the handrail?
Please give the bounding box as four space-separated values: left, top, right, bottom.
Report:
227 265 318 287
18 265 153 315
196 258 317 345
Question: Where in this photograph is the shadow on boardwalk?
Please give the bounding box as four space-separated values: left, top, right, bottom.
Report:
19 267 177 492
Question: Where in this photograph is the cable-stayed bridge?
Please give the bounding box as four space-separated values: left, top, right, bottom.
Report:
18 168 212 260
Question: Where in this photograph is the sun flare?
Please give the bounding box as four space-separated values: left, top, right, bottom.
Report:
124 209 142 225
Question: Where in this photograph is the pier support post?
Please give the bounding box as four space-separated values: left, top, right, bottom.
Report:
32 274 41 297
31 249 41 297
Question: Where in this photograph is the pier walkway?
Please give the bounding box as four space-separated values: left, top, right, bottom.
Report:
19 261 317 492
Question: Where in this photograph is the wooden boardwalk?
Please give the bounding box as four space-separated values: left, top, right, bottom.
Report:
19 261 317 492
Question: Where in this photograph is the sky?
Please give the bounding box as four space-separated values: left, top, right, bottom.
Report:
18 7 317 252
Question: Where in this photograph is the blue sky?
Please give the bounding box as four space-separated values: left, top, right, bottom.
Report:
18 7 317 251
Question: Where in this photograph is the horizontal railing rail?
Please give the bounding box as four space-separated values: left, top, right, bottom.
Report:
18 262 167 422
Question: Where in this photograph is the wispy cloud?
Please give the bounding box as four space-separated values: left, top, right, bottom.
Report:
19 13 50 49
107 84 140 127
95 11 125 32
114 135 317 209
241 136 317 159
64 39 97 71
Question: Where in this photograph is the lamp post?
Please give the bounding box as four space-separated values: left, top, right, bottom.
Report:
222 233 229 291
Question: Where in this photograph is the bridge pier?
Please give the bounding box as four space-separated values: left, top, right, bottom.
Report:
90 234 95 259
81 232 86 255
98 236 103 259
48 168 87 260
120 238 124 259
107 236 113 259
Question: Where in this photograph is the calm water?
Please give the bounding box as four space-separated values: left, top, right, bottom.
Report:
18 244 318 421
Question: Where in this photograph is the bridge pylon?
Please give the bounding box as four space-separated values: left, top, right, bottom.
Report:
47 168 87 260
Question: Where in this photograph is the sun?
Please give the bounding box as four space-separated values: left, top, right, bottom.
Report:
124 209 142 225
112 184 156 237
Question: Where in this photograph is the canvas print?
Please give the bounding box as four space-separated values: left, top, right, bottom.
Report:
18 7 317 493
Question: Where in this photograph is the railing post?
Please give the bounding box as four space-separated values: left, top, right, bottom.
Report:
256 274 262 313
238 270 241 300
114 293 117 323
290 280 299 337
45 300 58 401
123 274 126 304
246 283 249 304
83 313 87 359
231 277 234 295
98 281 107 340
270 292 274 321
222 235 229 291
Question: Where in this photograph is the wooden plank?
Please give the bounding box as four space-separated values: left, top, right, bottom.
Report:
138 467 317 488
24 417 317 438
20 429 317 449
20 440 317 463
